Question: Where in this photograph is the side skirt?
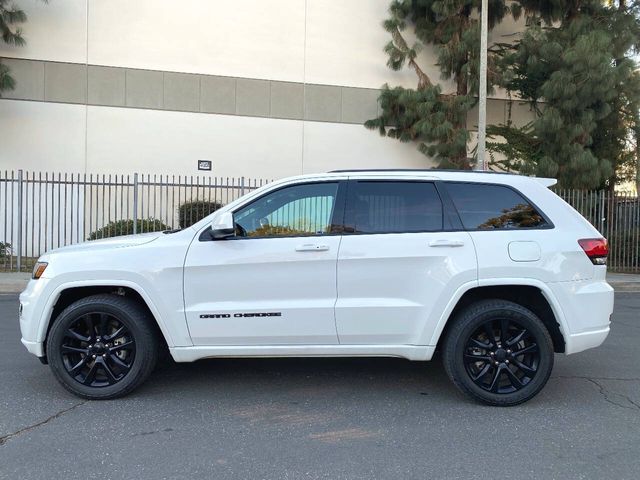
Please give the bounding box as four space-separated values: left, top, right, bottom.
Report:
169 345 435 362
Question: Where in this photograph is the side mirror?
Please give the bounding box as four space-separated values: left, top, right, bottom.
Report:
210 211 235 239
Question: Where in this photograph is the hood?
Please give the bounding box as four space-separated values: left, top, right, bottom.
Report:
48 231 163 255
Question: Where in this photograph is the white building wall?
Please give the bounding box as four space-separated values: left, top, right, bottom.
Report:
0 0 531 179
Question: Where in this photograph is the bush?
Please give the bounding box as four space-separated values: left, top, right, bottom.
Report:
0 241 11 258
178 201 223 228
88 218 170 240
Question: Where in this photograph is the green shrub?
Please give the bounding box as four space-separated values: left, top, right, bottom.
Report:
88 218 170 240
178 201 223 228
0 241 11 258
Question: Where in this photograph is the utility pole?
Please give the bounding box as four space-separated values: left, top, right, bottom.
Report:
475 0 489 171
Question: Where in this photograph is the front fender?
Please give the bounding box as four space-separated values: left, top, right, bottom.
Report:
25 277 191 354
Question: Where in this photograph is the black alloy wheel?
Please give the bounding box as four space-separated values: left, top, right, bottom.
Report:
61 312 136 387
443 299 554 406
47 294 158 400
463 317 539 394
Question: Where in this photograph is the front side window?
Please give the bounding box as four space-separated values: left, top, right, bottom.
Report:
234 182 339 238
446 182 548 230
349 181 443 234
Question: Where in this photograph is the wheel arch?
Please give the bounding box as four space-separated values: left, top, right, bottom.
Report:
429 280 567 354
38 281 174 358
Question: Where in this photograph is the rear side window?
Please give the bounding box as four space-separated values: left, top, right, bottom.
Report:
349 181 443 234
446 182 548 230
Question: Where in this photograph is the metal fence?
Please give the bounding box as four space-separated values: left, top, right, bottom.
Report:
0 171 269 272
1 171 639 272
555 189 640 272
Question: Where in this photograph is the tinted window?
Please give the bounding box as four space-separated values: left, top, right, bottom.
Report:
350 181 443 234
446 182 548 230
234 182 339 238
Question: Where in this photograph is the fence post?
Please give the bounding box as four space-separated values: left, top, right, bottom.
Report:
240 176 246 196
599 190 605 234
16 170 23 272
133 173 139 234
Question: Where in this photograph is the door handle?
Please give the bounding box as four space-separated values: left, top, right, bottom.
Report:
429 239 465 247
295 244 330 252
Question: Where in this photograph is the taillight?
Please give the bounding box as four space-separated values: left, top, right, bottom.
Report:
578 238 608 265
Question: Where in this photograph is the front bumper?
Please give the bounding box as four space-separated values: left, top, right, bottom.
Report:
21 338 44 357
19 277 52 358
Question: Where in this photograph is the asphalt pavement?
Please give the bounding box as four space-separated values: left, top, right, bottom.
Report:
0 293 639 479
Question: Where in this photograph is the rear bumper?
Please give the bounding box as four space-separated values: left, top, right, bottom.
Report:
565 326 610 355
547 279 613 354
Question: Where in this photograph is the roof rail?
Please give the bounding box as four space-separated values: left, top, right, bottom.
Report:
328 168 517 175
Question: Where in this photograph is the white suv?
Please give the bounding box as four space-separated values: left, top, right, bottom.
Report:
19 170 614 405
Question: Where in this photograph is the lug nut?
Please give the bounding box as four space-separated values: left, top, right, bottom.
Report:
505 360 510 364
506 349 512 354
494 361 499 366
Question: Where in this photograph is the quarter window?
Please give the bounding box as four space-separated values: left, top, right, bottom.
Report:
446 182 548 230
234 182 339 238
349 181 443 234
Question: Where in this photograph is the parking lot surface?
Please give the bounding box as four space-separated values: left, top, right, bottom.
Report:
1 293 639 479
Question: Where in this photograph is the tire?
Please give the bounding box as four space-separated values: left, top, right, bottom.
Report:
442 299 554 406
46 294 158 400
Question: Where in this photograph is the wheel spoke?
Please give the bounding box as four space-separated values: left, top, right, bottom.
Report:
464 353 491 364
482 323 496 347
109 340 134 353
499 318 510 345
65 328 90 343
83 315 97 341
68 357 87 376
105 325 127 342
83 362 99 385
99 358 118 384
99 313 109 337
512 358 537 376
109 354 132 374
62 345 88 355
469 338 492 350
489 365 503 392
471 363 493 381
506 328 526 346
504 367 524 388
513 343 538 356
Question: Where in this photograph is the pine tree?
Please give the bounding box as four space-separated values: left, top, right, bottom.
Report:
0 0 33 96
489 0 640 189
365 0 519 169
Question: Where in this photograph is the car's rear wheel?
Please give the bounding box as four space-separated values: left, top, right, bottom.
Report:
442 299 554 406
46 294 158 400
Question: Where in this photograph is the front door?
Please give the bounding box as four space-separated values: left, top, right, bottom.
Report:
184 180 345 345
335 179 477 345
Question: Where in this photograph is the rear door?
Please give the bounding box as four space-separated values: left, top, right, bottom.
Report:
335 179 477 345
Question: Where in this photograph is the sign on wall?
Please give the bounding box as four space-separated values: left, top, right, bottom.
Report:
198 160 212 171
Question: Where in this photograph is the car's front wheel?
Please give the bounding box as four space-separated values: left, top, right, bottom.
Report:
442 299 554 406
46 294 158 400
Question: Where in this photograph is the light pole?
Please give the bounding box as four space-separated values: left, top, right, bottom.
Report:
475 0 489 171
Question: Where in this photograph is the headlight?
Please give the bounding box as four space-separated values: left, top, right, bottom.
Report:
32 262 48 279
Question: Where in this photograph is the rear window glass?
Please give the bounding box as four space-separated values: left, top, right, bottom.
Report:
446 182 548 230
351 181 443 233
